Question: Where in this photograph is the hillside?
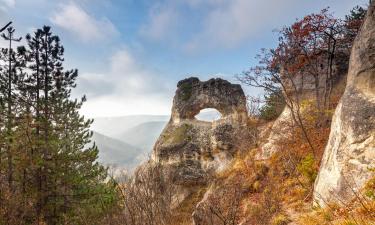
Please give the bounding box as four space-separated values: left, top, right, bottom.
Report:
92 131 144 169
91 115 169 138
119 121 167 152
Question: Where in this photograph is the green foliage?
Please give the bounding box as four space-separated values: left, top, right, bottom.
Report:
180 82 193 101
259 89 285 121
364 169 375 199
344 5 367 44
345 5 367 22
297 154 318 184
0 25 119 224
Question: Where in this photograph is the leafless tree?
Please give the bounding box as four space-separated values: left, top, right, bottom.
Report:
194 182 243 225
116 162 176 225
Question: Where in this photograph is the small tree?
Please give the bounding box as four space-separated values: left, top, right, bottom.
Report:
238 7 365 157
116 163 176 225
344 6 367 44
259 89 285 121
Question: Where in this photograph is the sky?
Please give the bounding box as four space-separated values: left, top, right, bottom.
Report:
0 0 369 118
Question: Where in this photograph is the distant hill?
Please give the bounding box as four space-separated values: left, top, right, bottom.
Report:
91 131 144 169
90 112 221 169
119 121 167 152
91 115 169 138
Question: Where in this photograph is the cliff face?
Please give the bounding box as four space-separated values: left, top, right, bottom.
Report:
313 2 375 206
152 77 254 203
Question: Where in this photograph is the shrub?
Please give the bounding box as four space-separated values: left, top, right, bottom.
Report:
297 153 318 185
271 214 291 225
259 90 285 121
180 82 193 101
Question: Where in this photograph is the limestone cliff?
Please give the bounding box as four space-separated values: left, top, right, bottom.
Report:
313 2 375 206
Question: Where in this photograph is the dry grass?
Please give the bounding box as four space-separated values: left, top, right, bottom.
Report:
169 186 208 225
298 173 375 225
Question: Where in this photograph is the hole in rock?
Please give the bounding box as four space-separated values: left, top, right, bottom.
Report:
194 108 222 122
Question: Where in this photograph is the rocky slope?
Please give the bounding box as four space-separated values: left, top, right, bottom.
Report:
313 2 375 206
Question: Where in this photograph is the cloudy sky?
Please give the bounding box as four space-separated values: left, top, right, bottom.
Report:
0 0 368 118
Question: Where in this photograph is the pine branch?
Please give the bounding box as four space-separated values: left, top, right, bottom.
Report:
0 22 12 33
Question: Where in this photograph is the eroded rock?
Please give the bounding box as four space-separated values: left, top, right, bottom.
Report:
151 77 253 204
313 3 375 206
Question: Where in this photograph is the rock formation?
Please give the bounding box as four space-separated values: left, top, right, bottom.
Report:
313 3 375 206
257 107 294 159
151 77 253 203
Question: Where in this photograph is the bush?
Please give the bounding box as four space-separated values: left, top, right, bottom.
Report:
297 154 318 185
180 82 193 101
259 90 285 121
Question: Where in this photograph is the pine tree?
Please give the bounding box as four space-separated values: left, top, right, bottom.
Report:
0 25 119 225
345 6 367 44
0 26 30 224
23 26 118 225
1 26 22 190
259 89 285 121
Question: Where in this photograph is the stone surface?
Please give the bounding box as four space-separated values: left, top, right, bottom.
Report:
170 77 248 123
151 77 253 202
257 107 294 159
313 3 375 206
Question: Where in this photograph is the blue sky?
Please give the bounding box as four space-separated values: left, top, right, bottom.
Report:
0 0 369 117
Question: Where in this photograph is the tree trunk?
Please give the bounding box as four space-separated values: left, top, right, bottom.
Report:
7 32 13 190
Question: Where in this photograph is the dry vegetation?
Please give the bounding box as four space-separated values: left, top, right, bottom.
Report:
100 78 374 225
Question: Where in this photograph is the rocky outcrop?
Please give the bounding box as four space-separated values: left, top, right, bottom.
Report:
151 77 253 203
257 107 294 159
313 3 375 206
169 77 248 124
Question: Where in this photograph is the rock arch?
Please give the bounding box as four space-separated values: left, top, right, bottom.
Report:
194 108 222 122
171 77 248 123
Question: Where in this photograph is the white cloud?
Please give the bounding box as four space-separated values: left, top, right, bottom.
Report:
0 0 15 12
140 4 179 41
1 0 15 7
141 0 304 51
74 48 174 117
143 0 366 52
183 0 226 7
50 2 118 42
184 0 293 51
